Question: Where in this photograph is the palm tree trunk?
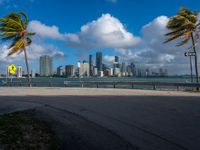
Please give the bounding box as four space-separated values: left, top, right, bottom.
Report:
23 47 31 87
191 33 199 91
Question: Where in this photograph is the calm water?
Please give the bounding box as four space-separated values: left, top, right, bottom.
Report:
0 77 193 90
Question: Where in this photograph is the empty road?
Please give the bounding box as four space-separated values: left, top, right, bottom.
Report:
0 88 200 150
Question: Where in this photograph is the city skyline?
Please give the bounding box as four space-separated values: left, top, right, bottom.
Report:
0 0 200 75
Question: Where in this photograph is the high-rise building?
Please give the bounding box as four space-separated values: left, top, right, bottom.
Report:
126 65 133 77
40 55 53 77
114 68 120 76
31 70 36 78
77 61 89 77
65 65 74 77
121 62 126 76
57 66 64 76
96 52 102 72
130 63 136 76
145 68 150 77
110 68 114 76
115 56 119 63
89 55 93 76
17 66 22 78
93 67 98 76
113 56 120 68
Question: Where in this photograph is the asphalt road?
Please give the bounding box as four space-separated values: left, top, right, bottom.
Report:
0 95 200 150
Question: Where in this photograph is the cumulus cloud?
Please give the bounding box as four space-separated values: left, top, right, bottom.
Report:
0 43 65 63
115 16 198 74
103 55 115 63
0 41 66 73
66 13 141 49
28 20 65 40
1 13 199 75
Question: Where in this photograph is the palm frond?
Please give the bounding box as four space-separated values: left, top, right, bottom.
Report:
1 34 17 41
8 39 26 56
164 7 198 47
0 17 23 31
164 32 184 43
176 37 191 46
0 26 16 32
28 32 35 36
0 32 17 36
8 37 20 49
26 37 32 46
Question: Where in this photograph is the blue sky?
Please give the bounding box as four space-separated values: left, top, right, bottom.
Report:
0 0 200 74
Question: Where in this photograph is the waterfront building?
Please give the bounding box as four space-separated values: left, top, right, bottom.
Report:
114 68 120 76
57 66 64 76
17 66 22 78
121 62 126 76
114 56 120 68
6 66 9 77
130 63 136 76
96 52 102 72
94 67 98 76
31 70 36 78
89 55 94 76
115 56 119 63
159 68 164 76
127 65 133 77
77 61 89 77
65 65 74 77
40 55 53 77
145 68 150 77
104 69 110 77
100 71 104 77
110 68 114 76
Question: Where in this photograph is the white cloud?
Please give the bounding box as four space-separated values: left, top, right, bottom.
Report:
0 41 65 73
28 20 65 40
103 55 115 63
66 13 141 49
116 15 200 75
1 13 199 75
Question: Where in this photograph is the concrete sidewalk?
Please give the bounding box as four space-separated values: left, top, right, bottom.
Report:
0 87 199 96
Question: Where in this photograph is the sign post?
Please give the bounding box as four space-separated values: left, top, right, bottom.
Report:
184 52 196 83
8 64 17 85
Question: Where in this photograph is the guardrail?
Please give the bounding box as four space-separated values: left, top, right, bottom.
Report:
2 81 200 91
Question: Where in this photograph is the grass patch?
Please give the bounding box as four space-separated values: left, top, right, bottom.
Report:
0 111 60 150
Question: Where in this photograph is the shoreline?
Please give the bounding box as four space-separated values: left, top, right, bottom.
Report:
0 87 199 96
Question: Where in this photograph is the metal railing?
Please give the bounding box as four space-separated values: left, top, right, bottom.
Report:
2 81 200 91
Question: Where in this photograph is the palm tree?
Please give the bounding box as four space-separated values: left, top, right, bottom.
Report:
164 7 200 89
0 11 35 86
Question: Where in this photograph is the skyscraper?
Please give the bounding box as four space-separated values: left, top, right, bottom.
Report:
121 62 126 76
65 65 74 77
113 56 120 69
89 55 93 76
77 61 89 77
57 66 64 76
31 70 36 78
17 66 22 78
40 55 53 77
115 56 119 63
96 52 102 72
